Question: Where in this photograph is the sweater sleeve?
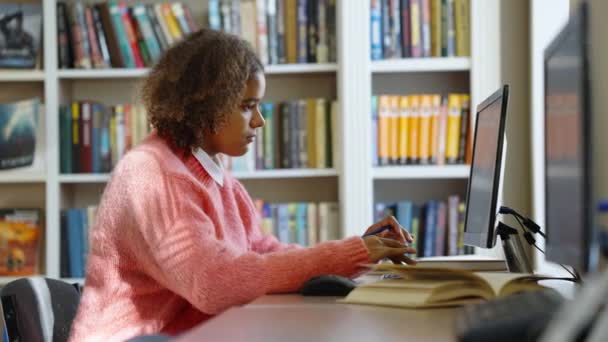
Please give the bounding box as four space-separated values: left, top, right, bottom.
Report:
153 216 370 314
128 168 371 316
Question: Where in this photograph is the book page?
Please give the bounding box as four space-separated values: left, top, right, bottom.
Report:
475 272 542 296
369 263 487 283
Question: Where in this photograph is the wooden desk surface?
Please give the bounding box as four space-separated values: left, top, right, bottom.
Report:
176 295 458 342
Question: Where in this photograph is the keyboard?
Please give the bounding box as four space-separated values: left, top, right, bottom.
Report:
454 288 566 342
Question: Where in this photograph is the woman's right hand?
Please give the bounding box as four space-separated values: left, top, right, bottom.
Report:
362 235 417 265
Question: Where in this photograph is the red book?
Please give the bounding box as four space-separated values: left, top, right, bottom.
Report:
84 6 106 68
118 2 145 67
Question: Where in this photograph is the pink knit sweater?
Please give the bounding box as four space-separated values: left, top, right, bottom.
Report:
69 133 371 342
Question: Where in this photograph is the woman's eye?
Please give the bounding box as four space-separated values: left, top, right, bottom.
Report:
242 103 257 111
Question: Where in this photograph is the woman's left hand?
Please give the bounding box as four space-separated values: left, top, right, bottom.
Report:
363 216 414 245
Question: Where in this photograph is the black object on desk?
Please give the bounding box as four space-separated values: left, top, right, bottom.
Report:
454 288 565 342
299 275 356 296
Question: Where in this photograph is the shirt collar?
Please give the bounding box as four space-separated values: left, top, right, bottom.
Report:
192 147 224 186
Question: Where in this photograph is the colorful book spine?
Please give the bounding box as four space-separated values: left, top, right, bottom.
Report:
400 0 411 57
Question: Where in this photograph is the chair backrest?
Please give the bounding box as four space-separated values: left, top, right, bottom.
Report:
1 277 80 342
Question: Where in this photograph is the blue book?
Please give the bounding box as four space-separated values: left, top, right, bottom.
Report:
208 0 221 30
80 208 89 276
133 4 162 63
277 204 290 243
424 201 437 257
262 103 274 169
297 0 308 63
67 209 84 278
296 203 308 246
396 201 413 234
370 0 383 60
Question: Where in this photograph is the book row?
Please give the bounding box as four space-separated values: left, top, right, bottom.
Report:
59 102 150 174
370 0 470 60
57 1 200 69
223 98 337 172
209 0 337 64
375 195 474 257
372 93 471 166
254 200 340 246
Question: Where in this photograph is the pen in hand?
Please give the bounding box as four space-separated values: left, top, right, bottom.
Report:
362 225 392 237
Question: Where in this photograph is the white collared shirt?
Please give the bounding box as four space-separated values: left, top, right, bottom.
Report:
192 147 224 186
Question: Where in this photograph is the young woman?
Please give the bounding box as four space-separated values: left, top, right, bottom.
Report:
69 29 415 341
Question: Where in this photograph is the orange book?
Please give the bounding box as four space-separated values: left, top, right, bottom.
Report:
398 96 410 165
378 96 391 166
429 94 441 163
0 209 42 276
407 95 421 163
446 94 462 163
418 95 433 164
389 96 400 164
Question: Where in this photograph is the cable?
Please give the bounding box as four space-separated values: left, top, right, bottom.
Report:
499 206 547 238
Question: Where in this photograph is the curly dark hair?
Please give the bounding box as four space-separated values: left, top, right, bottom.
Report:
142 29 264 149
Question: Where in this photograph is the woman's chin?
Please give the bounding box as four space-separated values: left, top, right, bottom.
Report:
223 145 249 157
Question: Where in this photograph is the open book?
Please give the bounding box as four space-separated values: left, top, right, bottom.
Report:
341 264 560 309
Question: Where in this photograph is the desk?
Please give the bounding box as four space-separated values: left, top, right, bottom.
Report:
175 295 458 342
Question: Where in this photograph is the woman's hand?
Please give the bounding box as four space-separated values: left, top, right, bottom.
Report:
364 216 414 245
362 235 417 265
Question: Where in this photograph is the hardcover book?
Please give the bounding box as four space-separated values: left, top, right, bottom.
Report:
0 209 42 276
0 4 42 68
0 98 39 170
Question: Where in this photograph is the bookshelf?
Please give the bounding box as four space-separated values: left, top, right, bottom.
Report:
56 63 338 79
0 70 46 82
372 165 470 180
0 0 501 282
370 57 471 73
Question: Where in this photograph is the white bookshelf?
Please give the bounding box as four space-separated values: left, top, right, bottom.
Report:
370 57 471 73
0 171 46 183
232 169 338 180
372 165 470 180
56 63 337 79
0 0 501 281
58 169 338 183
59 174 111 183
57 68 149 79
0 70 45 81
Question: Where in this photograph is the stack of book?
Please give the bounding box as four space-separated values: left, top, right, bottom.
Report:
209 0 337 64
57 1 199 69
375 195 474 257
370 0 470 60
59 102 150 174
60 206 97 278
371 93 471 166
224 98 337 171
254 200 339 246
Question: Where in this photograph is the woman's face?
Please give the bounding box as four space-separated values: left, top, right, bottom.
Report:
203 71 266 157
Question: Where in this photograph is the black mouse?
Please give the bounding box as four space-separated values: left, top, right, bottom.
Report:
299 274 356 296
